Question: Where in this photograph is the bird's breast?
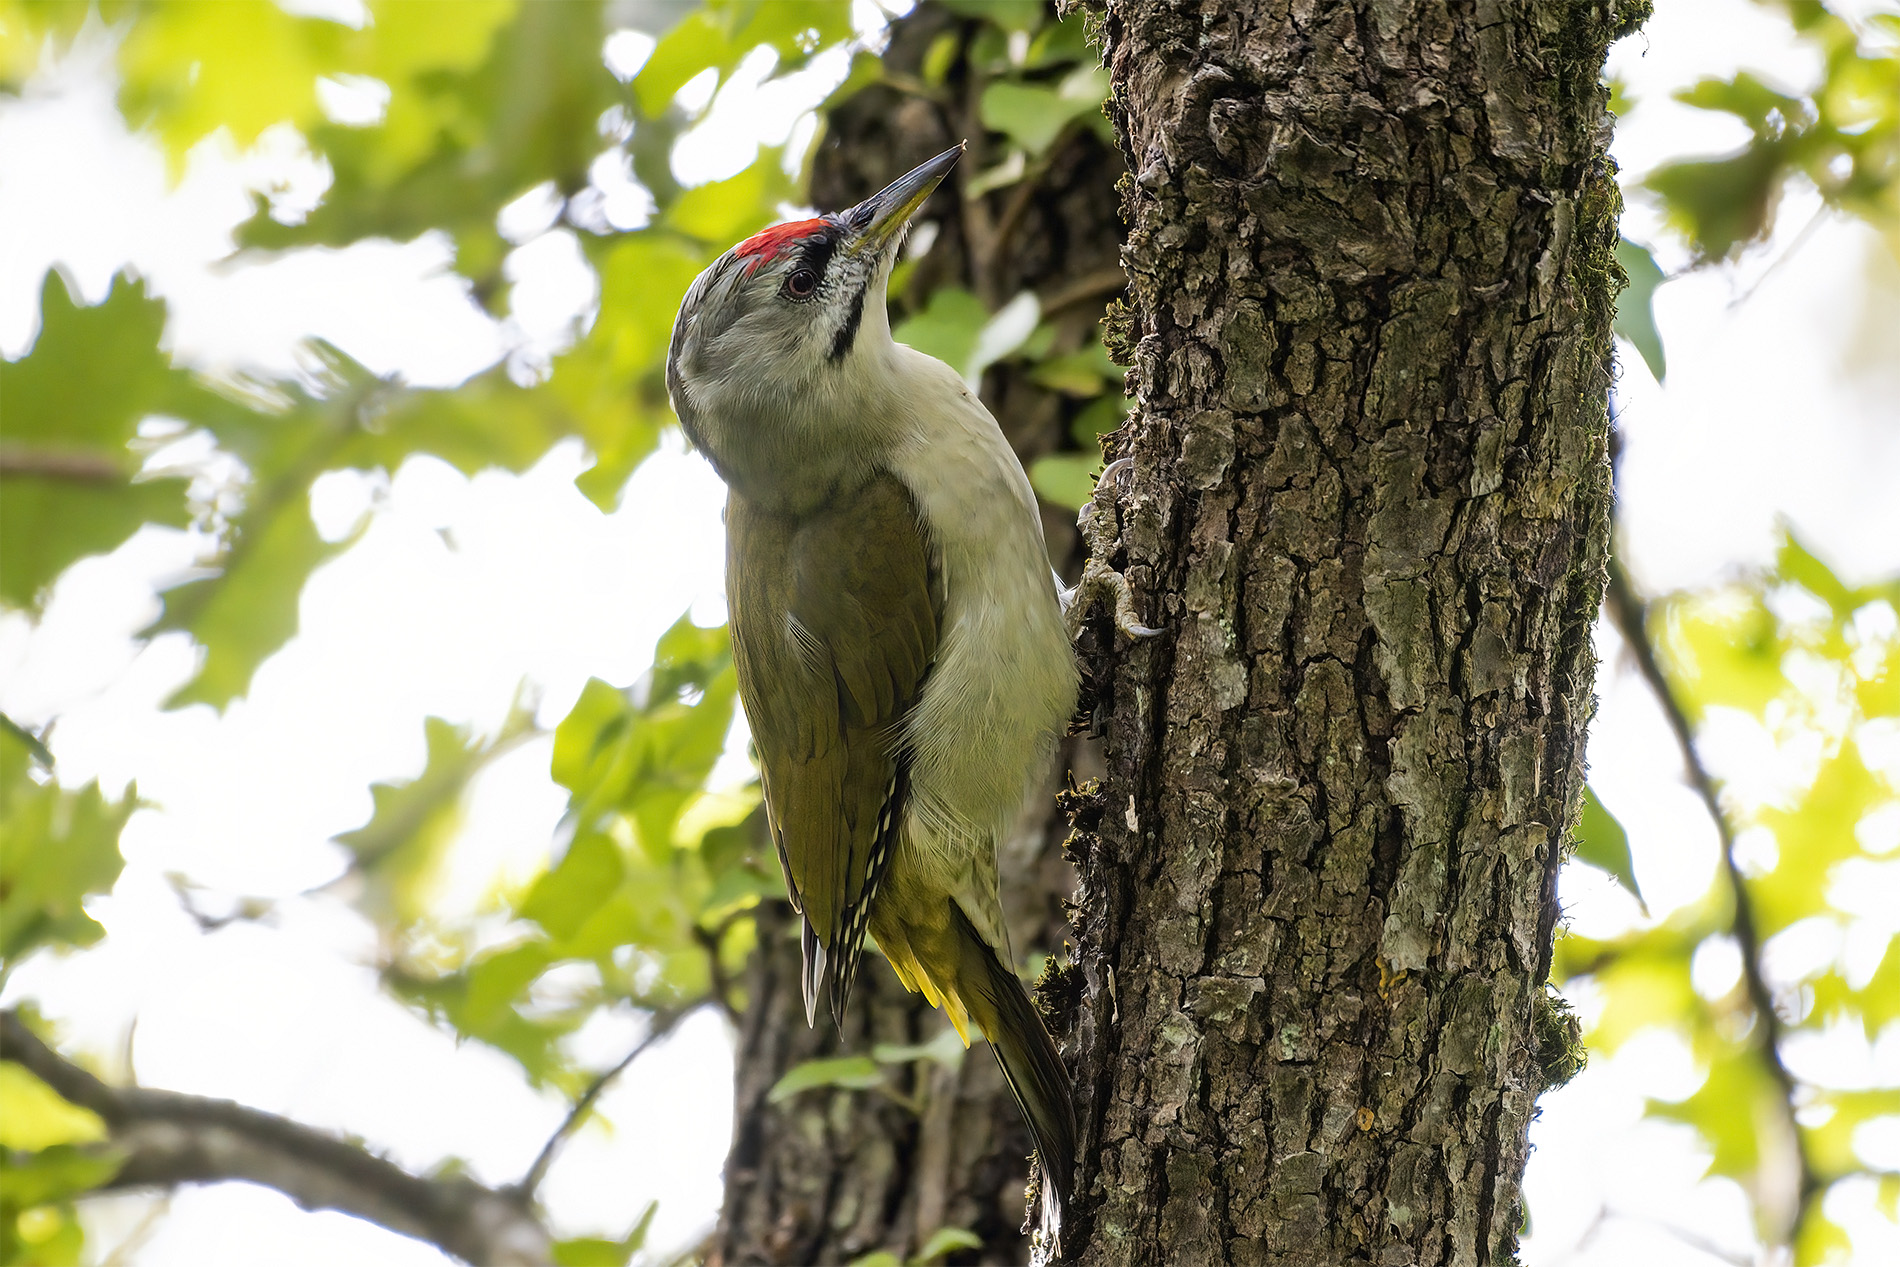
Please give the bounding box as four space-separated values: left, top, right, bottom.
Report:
886 353 1079 846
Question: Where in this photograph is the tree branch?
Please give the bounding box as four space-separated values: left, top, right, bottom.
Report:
0 443 126 482
1602 558 1822 1234
0 1010 552 1267
1038 268 1128 320
518 1008 686 1197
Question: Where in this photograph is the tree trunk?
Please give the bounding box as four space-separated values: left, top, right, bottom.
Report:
709 7 1124 1263
1063 0 1627 1264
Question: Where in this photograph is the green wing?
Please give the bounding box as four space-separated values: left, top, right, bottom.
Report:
726 474 939 1027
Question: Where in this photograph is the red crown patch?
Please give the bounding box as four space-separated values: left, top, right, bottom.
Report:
734 218 825 273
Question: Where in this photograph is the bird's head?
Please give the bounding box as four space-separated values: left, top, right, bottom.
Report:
667 145 962 489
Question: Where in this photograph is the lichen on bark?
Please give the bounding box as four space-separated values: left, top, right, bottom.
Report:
1066 0 1626 1263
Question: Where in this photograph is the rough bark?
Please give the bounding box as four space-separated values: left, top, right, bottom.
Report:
1063 1 1627 1264
708 7 1124 1264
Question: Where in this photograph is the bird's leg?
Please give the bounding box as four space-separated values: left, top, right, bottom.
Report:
1061 458 1162 643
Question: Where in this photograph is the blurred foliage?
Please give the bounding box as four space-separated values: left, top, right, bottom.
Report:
1644 1 1900 262
1614 0 1900 391
847 1223 984 1267
2 0 1898 1263
1560 537 1900 1258
550 1199 655 1267
0 729 132 970
1583 8 1900 1256
0 272 199 610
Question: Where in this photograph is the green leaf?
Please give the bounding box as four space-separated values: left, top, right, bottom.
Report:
551 1199 655 1266
551 1239 633 1267
921 33 959 88
1612 238 1668 382
158 485 345 710
1776 533 1857 618
667 154 796 246
0 712 54 769
870 1026 967 1071
0 1063 107 1151
635 0 853 119
940 0 1044 34
1651 1045 1779 1179
892 287 987 377
1646 145 1785 263
1807 1088 1900 1180
146 344 385 709
234 0 611 294
1071 394 1130 447
1 3 94 92
389 954 578 1084
336 714 531 929
363 370 575 478
1659 589 1789 722
551 616 737 858
1794 1205 1852 1267
520 830 626 941
1582 929 1698 1052
978 65 1107 156
567 232 710 505
117 0 349 165
767 1055 885 1103
0 729 133 963
1029 453 1100 511
1030 338 1121 397
0 272 216 608
914 1227 984 1263
1754 740 1884 937
0 1143 123 1209
1675 72 1808 133
633 10 729 117
462 941 555 1032
1574 786 1645 910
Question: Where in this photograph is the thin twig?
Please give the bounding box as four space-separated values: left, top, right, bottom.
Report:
1727 204 1831 311
1583 1205 1753 1267
1603 556 1821 1237
956 70 1004 310
95 1194 171 1267
516 1008 688 1197
0 710 55 767
989 146 1056 268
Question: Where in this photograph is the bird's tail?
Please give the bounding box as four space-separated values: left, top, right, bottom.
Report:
946 903 1076 1254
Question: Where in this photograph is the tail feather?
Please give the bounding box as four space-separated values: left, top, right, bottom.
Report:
799 922 826 1029
948 904 1075 1253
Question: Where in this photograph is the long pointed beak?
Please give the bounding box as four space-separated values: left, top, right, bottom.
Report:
842 143 963 258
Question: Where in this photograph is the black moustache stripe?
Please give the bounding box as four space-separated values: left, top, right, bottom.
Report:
829 282 868 362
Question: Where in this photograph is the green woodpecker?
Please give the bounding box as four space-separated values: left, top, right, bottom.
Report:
666 145 1079 1241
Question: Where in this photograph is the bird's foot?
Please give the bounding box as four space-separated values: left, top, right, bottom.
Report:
1064 561 1162 643
1060 458 1161 644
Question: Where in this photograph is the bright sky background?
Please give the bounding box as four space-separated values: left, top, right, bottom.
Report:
2 1 1898 1264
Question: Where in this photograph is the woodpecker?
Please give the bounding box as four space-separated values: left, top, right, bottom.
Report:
667 145 1079 1244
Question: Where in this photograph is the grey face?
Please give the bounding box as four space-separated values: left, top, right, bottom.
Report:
669 213 881 421
666 146 964 488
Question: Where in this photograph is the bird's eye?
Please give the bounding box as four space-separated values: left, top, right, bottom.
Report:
785 268 818 298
